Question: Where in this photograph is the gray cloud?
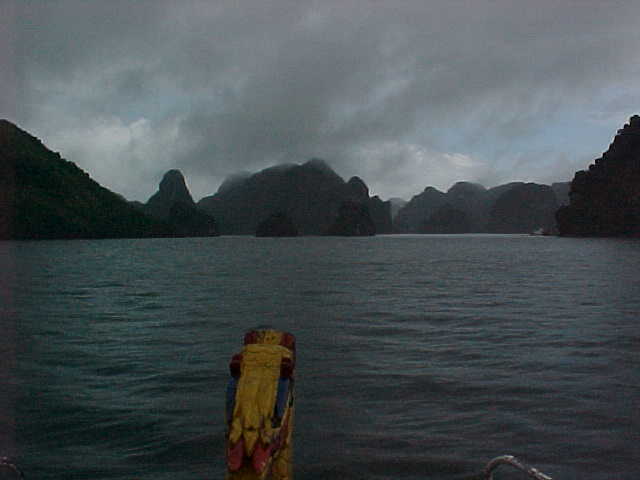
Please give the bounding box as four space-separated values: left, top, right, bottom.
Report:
4 0 640 201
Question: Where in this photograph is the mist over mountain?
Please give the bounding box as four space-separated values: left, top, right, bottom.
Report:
442 182 490 232
9 2 639 204
551 182 571 207
197 159 391 235
388 198 408 220
5 117 621 240
393 180 566 234
393 187 448 233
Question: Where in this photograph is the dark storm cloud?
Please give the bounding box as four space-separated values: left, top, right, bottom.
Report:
4 0 640 200
0 1 19 120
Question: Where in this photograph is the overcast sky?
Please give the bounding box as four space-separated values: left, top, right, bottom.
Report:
2 1 639 202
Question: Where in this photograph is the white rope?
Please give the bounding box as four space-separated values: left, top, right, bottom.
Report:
483 455 552 480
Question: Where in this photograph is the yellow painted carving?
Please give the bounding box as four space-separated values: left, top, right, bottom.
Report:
226 330 294 480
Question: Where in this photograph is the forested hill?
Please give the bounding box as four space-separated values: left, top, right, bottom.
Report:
0 119 169 240
557 115 640 236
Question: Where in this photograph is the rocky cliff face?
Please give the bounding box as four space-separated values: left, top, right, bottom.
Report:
444 182 490 231
145 169 195 219
255 212 299 237
366 195 392 234
394 179 561 234
166 201 218 237
346 176 392 234
198 159 391 235
487 183 558 233
557 115 640 236
326 200 376 236
142 169 218 236
393 183 492 233
393 187 447 233
0 119 168 240
423 204 471 233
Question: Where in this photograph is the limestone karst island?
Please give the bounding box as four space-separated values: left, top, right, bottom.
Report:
1 116 639 240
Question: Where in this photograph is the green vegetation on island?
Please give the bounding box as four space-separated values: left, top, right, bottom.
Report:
0 119 169 240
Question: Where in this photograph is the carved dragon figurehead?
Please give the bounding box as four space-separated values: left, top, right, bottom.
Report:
225 329 295 480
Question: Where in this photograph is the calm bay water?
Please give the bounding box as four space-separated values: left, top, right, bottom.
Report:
1 235 639 479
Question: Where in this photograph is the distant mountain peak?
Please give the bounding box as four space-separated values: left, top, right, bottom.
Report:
303 158 333 172
197 158 391 235
394 179 558 234
347 176 369 198
145 169 195 219
157 169 194 204
217 171 252 195
447 181 486 196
